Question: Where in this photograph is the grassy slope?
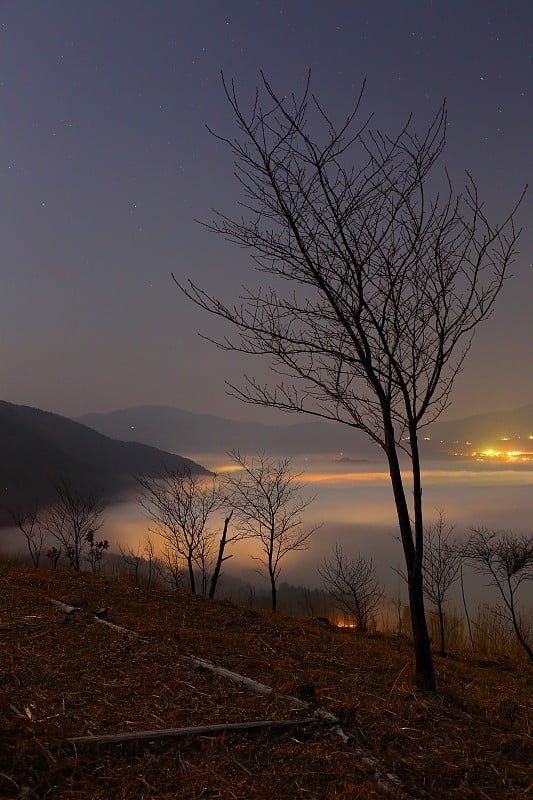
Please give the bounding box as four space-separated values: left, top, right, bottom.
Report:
1 564 531 799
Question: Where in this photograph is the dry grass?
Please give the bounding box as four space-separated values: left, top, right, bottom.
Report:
1 563 532 799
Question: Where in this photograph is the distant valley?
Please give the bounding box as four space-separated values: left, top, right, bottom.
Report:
2 399 531 530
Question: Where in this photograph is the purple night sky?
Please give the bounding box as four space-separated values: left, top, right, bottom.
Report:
1 1 531 423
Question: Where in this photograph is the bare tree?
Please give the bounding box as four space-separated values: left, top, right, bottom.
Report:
46 546 61 570
319 545 382 631
43 479 106 571
422 513 463 656
120 540 145 585
138 469 239 597
158 544 184 591
138 469 217 594
8 505 46 567
120 536 155 585
467 528 533 662
144 534 155 585
226 451 318 611
177 74 523 689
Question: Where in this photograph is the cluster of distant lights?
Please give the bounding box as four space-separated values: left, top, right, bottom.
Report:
449 435 533 463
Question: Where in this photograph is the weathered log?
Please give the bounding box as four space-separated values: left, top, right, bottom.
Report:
183 654 340 725
184 655 277 696
50 599 81 615
50 598 140 638
64 716 319 746
91 615 137 637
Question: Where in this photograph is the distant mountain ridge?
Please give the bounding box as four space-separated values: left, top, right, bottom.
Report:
78 405 381 458
77 402 533 458
0 400 209 527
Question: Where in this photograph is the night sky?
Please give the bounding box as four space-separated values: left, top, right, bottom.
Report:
2 1 531 424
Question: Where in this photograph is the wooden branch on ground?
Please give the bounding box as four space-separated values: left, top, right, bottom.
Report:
184 654 341 725
64 716 320 746
91 615 138 637
49 599 138 637
184 655 277 696
50 599 81 615
182 653 403 794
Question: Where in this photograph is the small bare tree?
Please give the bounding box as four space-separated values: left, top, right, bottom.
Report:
178 73 524 690
158 544 184 591
138 469 240 597
46 546 61 570
43 479 106 571
467 528 533 662
120 540 145 585
227 451 318 611
138 469 218 594
144 535 155 585
320 545 382 631
120 536 155 585
422 513 463 656
85 529 109 574
8 505 46 567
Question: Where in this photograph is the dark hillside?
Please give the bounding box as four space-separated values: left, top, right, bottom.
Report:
1 564 531 799
0 401 209 525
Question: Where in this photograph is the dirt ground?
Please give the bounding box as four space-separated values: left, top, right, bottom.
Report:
1 564 532 799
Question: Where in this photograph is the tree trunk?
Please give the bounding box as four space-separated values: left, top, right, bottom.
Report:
509 600 533 662
209 511 233 599
407 570 436 691
437 601 446 656
270 571 277 612
386 436 436 692
187 555 196 594
353 593 365 631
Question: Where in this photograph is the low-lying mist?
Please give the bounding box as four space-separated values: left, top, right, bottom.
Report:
3 453 530 612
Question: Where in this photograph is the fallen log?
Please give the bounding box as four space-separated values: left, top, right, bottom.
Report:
50 599 81 615
49 599 138 637
184 654 341 726
184 655 277 696
91 615 138 637
64 716 319 746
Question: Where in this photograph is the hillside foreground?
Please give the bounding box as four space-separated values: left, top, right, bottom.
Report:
0 565 531 799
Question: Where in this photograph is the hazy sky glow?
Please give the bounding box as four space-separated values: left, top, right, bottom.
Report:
1 1 531 422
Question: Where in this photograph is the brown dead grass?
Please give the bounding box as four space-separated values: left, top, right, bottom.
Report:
1 564 532 799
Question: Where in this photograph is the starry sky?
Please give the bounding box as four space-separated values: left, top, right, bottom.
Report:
1 0 531 424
